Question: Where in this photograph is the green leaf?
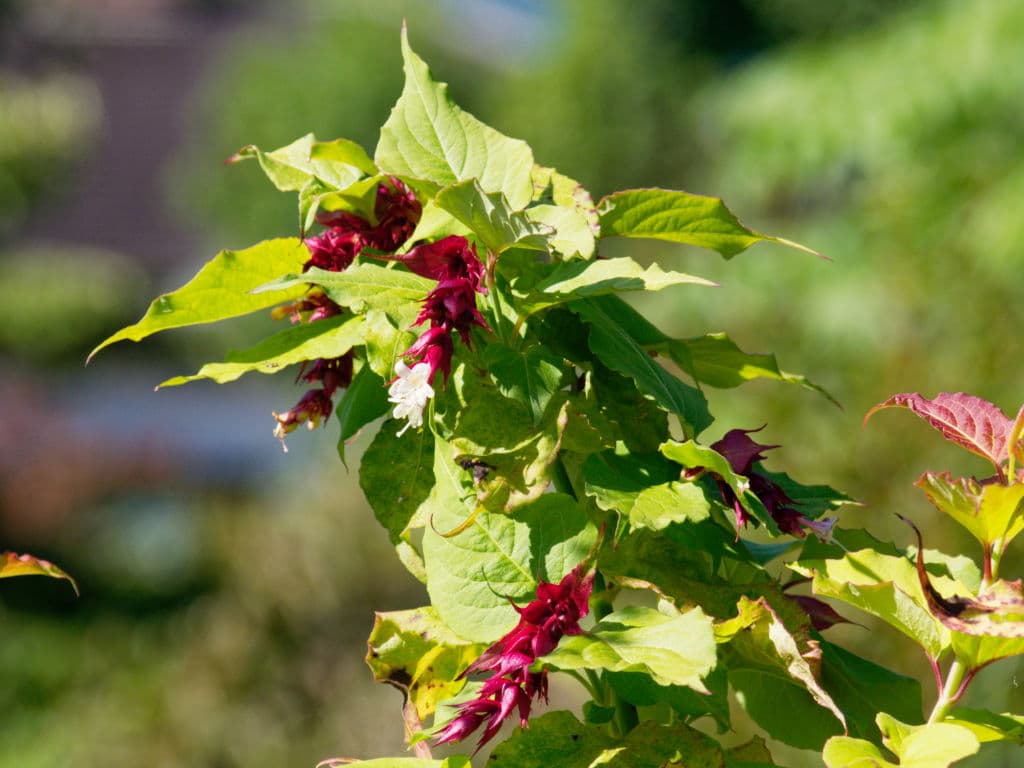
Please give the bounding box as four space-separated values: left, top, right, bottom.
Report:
434 179 550 253
943 708 1024 744
488 710 724 768
790 549 953 658
662 332 835 402
403 198 472 248
915 472 1024 549
570 297 712 436
607 664 731 732
376 28 534 209
0 551 78 595
544 604 717 690
364 309 418 379
519 257 714 314
877 714 980 767
359 418 434 581
366 606 484 720
484 344 566 425
660 439 772 531
233 133 364 192
89 238 309 359
337 363 390 465
525 203 595 260
819 640 923 745
158 314 365 387
719 596 846 747
823 737 897 768
585 362 669 454
582 451 710 532
597 188 819 259
421 440 592 641
328 759 469 768
310 137 378 176
257 262 433 326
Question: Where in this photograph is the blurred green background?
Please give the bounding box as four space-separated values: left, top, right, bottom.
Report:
2 0 1023 765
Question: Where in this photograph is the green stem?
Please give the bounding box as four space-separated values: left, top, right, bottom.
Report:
928 659 969 724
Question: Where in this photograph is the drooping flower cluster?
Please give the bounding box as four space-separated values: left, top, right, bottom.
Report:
435 566 593 751
708 427 836 541
273 179 421 445
384 235 490 433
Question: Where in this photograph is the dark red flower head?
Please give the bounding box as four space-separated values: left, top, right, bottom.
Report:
385 235 486 288
707 428 833 540
435 566 593 752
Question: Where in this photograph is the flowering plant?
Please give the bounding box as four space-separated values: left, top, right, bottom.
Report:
91 27 1024 768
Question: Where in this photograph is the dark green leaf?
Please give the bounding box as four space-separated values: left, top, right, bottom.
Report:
484 344 566 425
359 418 435 583
337 363 390 465
570 297 711 436
820 640 922 745
662 332 835 402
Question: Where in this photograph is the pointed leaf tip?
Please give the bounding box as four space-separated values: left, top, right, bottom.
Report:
865 392 1013 469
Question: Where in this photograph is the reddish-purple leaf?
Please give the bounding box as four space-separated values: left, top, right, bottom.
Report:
0 551 78 595
865 392 1012 469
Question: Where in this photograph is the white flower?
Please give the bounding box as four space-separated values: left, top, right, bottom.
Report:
388 361 434 436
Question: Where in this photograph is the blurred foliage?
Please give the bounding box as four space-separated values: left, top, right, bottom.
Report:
4 0 1024 766
0 244 149 363
0 72 101 238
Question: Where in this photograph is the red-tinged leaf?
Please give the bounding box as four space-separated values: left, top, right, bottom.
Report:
901 517 1024 640
1009 404 1024 467
0 551 78 595
790 595 858 632
865 392 1013 470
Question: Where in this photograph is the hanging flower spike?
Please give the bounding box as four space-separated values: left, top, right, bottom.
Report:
364 177 422 252
435 566 593 751
387 360 435 436
303 224 366 272
378 234 486 288
273 388 335 445
709 428 835 539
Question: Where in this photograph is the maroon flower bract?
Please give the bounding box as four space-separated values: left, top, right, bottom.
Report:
435 565 593 751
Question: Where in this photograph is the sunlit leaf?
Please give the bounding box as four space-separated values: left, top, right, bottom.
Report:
544 604 717 690
434 179 550 253
376 28 534 209
232 133 364 192
877 714 979 767
89 238 309 359
915 472 1024 549
256 262 432 325
0 551 78 595
519 257 714 314
158 315 365 387
597 187 820 259
790 549 954 658
366 606 484 720
865 392 1013 470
